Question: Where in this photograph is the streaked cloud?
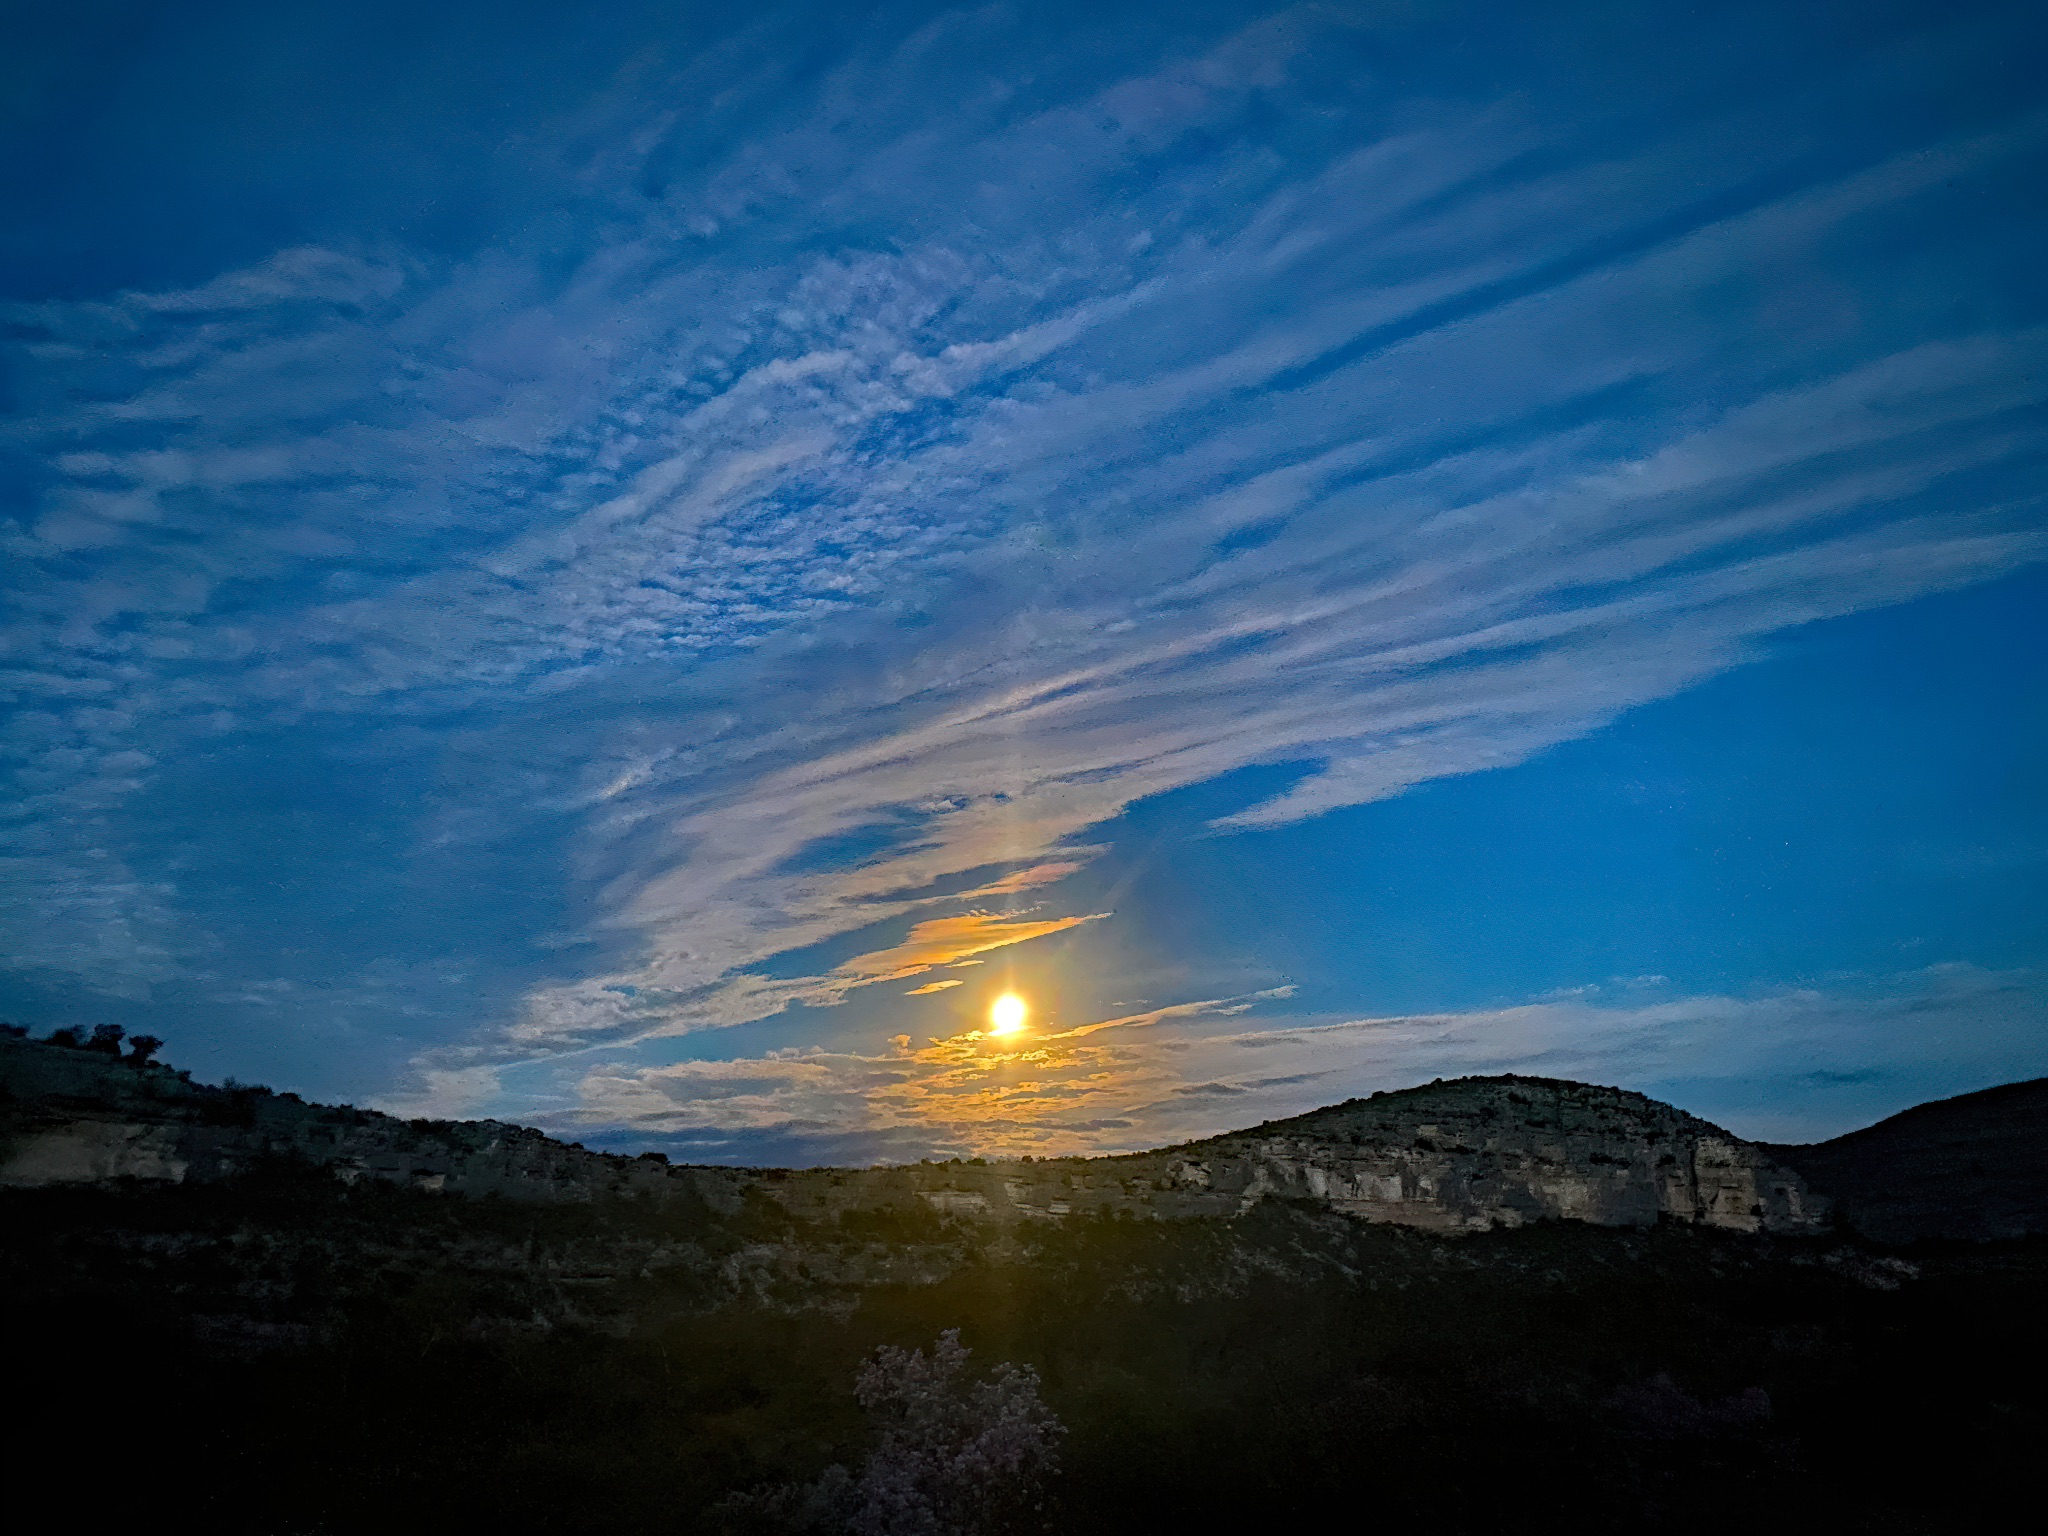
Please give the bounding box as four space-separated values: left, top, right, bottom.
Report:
830 911 1110 986
960 861 1097 897
2 2 2042 1131
571 965 2048 1161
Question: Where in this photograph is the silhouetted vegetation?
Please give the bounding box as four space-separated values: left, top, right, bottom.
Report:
4 1164 2045 1536
729 1330 1063 1535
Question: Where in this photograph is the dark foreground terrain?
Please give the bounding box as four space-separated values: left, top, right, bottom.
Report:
6 1034 2046 1535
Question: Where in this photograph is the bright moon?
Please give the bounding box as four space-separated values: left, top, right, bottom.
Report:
988 993 1028 1036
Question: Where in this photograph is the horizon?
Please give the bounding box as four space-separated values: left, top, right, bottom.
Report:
9 1019 2035 1165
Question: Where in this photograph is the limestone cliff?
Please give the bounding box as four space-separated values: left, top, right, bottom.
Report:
1 1033 1827 1235
0 1032 751 1211
741 1076 1824 1233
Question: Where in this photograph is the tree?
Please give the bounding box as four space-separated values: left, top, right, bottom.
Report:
734 1331 1064 1536
127 1034 164 1065
87 1023 126 1054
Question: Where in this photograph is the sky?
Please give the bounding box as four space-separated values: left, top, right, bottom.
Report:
3 0 2044 1162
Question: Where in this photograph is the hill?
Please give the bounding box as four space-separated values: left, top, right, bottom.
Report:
1 1031 1824 1235
6 1028 2048 1535
1768 1078 2048 1243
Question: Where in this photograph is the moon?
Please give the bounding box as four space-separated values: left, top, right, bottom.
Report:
988 993 1028 1036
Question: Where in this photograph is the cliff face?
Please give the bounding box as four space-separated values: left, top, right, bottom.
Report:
0 1034 752 1212
0 1034 1827 1235
1149 1078 1820 1233
747 1077 1824 1234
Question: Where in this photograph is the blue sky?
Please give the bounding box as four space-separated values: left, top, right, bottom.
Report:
3 0 2044 1161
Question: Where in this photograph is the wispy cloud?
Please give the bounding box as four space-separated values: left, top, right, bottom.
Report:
829 911 1110 986
569 966 2048 1161
959 861 1095 898
2 4 2042 1117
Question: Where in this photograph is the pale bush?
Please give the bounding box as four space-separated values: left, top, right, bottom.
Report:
733 1330 1064 1536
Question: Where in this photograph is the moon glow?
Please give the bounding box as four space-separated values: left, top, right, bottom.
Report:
988 993 1028 1037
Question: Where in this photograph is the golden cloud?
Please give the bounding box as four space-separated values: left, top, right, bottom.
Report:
576 971 2048 1160
575 986 1305 1158
905 978 964 995
960 860 1090 897
829 909 1109 986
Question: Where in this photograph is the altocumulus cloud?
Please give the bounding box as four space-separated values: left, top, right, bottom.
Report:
1 3 2044 1119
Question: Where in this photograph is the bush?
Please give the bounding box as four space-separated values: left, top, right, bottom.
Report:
734 1331 1064 1536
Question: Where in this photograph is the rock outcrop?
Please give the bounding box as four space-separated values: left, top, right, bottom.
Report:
0 1032 752 1212
2 1033 1832 1235
746 1076 1824 1233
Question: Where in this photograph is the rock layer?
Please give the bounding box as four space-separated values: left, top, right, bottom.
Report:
0 1033 752 1211
751 1077 1825 1233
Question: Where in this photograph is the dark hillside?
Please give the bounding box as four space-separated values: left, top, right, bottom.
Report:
8 1169 2048 1536
1769 1079 2048 1243
6 1033 2048 1534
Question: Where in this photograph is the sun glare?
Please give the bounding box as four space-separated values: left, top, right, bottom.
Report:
988 992 1028 1036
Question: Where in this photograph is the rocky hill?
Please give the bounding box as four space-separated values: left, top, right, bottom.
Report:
763 1076 1827 1234
8 1027 2048 1536
0 1027 752 1210
3 1030 1824 1235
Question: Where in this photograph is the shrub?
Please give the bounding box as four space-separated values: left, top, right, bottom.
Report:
734 1330 1064 1536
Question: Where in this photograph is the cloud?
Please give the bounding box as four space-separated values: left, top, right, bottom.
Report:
829 910 1110 985
1049 986 1299 1041
495 906 1111 1054
0 3 2042 1115
565 965 2048 1162
904 979 963 995
378 1063 505 1121
490 208 2048 1057
958 860 1095 897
